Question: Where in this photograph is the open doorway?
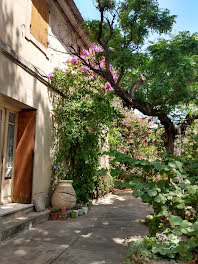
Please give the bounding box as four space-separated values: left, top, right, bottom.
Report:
0 97 36 204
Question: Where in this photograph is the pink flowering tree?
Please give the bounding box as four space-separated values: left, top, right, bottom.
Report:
109 108 165 181
116 111 164 159
61 1 198 154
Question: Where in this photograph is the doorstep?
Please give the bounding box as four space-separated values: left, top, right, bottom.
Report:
0 203 49 242
0 203 34 222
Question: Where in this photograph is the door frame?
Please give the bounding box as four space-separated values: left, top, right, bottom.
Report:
0 105 18 204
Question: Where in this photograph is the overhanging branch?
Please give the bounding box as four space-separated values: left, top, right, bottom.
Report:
130 75 146 99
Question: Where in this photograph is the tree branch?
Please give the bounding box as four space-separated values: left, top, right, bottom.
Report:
105 11 117 45
130 75 146 99
97 0 105 47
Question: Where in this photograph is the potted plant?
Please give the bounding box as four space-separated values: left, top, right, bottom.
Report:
50 207 59 220
71 211 77 218
60 207 66 213
59 207 67 220
82 205 88 214
72 205 79 216
78 208 84 216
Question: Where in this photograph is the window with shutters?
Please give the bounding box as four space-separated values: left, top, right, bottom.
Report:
30 0 49 48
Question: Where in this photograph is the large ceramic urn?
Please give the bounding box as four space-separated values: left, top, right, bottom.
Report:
51 180 76 209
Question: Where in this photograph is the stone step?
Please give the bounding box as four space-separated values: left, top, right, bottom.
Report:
0 209 49 242
0 203 34 223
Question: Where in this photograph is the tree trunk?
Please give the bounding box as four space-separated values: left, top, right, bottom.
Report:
161 130 176 154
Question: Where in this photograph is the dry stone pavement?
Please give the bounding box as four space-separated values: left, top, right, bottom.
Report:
0 190 157 264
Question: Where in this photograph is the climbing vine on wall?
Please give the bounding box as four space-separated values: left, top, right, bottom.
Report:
50 49 121 202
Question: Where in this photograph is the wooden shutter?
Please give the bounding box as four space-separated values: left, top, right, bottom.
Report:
30 0 49 48
13 111 36 203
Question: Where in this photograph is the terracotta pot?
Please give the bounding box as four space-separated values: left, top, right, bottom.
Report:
51 180 76 209
50 211 59 220
60 207 66 213
60 214 66 220
188 253 197 264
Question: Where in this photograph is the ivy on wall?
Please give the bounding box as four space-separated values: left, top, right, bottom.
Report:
50 53 121 202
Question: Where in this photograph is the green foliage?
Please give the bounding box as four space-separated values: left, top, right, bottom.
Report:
109 108 165 181
51 59 119 202
125 237 157 264
109 109 165 160
51 207 59 212
108 151 198 261
82 1 198 153
181 119 198 159
85 0 175 71
137 32 198 114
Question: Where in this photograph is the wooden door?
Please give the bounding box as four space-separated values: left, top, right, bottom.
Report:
13 110 36 203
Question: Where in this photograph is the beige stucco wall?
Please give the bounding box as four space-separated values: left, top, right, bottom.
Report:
0 0 87 202
0 0 87 74
0 51 53 200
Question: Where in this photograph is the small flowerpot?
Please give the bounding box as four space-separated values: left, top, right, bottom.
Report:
71 211 77 218
50 211 59 220
78 209 83 216
60 214 67 220
82 206 88 214
73 210 79 216
60 207 66 213
188 253 197 264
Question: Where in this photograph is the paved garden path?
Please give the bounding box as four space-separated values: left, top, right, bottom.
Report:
0 190 153 264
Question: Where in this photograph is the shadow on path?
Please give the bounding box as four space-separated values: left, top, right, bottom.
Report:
0 190 153 264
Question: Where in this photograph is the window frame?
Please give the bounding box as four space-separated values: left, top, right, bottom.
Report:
25 0 50 58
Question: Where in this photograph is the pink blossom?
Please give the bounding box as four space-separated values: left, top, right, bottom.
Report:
89 76 94 80
109 64 113 71
83 66 89 71
113 74 118 83
65 58 71 63
71 56 78 65
102 87 107 92
91 70 97 75
48 72 53 79
82 49 89 56
99 61 105 69
106 82 114 91
91 43 103 53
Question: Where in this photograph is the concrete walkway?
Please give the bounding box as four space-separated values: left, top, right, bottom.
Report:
0 190 153 264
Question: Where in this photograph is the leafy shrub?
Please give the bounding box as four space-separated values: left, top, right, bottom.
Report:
108 152 198 261
125 237 157 264
50 56 120 202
